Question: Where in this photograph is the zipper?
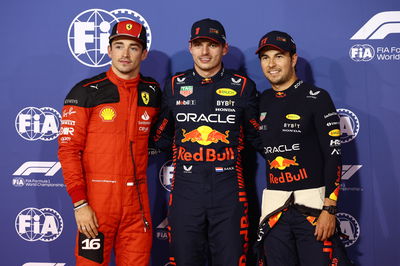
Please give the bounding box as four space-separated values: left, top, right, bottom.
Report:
129 141 150 232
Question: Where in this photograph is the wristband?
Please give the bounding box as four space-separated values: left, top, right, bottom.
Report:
322 205 337 215
74 202 88 211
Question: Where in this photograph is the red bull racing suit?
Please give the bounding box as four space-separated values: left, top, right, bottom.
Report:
256 80 352 265
58 68 161 265
153 68 261 265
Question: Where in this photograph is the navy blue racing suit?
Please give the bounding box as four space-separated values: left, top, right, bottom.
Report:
256 80 352 265
153 68 261 265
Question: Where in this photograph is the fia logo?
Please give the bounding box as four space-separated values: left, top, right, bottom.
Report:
337 109 360 144
337 213 360 247
67 9 152 67
349 44 375 62
15 207 63 242
156 217 169 240
159 160 174 192
15 107 61 141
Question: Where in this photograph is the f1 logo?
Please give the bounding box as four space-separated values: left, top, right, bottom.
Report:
341 165 362 180
351 11 400 40
13 162 61 176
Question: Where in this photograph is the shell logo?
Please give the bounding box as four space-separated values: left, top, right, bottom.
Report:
216 88 237 96
286 114 301 120
329 129 341 137
99 107 117 122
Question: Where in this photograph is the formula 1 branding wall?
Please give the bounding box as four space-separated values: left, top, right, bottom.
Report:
1 1 399 265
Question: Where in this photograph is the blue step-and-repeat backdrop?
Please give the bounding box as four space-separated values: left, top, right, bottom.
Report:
1 1 399 265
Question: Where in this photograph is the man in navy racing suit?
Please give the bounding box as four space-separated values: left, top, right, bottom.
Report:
255 31 352 265
153 18 261 265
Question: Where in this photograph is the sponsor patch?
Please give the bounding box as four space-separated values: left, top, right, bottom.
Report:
329 129 341 137
286 114 301 120
180 86 193 97
99 107 116 122
216 88 237 96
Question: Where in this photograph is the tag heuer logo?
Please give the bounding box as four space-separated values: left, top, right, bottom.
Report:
260 112 267 121
180 86 193 97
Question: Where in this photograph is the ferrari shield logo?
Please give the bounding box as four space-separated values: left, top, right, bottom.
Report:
126 24 133 31
141 92 150 105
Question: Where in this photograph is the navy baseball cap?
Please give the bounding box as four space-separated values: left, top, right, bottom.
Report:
109 20 147 49
190 18 226 44
255 31 296 55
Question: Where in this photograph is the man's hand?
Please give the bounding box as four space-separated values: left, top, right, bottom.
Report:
74 203 99 238
314 210 336 241
315 197 337 241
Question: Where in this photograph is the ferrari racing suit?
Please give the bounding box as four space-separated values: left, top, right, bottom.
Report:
58 68 161 265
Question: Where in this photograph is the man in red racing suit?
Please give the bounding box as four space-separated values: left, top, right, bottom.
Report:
58 20 161 265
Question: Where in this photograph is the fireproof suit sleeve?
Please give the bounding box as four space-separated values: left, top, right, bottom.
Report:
312 89 341 200
58 85 91 204
147 81 162 151
241 77 263 154
152 77 175 152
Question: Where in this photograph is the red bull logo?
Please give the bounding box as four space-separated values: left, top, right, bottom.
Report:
177 147 234 162
181 126 229 145
269 168 309 184
268 156 299 170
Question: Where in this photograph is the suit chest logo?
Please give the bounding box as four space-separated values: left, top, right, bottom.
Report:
180 86 193 97
99 107 116 122
216 88 236 96
141 91 150 105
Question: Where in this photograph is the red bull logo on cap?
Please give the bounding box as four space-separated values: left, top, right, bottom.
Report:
181 126 229 145
268 156 299 170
